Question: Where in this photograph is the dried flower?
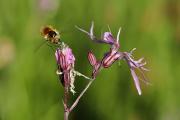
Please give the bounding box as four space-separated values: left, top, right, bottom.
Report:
76 22 149 95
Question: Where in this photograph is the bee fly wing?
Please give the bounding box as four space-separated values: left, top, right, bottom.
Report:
46 42 57 52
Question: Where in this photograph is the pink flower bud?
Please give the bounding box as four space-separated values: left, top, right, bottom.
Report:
88 51 97 66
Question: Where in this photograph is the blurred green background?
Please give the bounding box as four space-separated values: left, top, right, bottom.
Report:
0 0 180 120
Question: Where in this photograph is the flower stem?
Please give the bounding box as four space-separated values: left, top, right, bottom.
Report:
63 73 70 120
70 79 94 112
64 110 69 120
61 71 94 119
63 88 69 120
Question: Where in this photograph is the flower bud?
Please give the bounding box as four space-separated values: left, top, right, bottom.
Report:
88 51 97 66
92 62 101 79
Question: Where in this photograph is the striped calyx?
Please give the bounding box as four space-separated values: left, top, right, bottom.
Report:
88 51 97 66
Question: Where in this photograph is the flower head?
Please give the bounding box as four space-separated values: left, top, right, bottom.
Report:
76 22 149 95
55 46 75 71
55 44 92 94
76 22 121 50
55 45 76 94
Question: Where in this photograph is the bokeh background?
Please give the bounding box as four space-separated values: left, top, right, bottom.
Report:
0 0 180 120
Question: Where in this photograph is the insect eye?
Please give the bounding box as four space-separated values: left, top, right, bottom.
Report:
48 31 57 37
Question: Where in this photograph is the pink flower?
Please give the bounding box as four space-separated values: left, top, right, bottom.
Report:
55 47 75 71
76 22 149 95
55 45 92 94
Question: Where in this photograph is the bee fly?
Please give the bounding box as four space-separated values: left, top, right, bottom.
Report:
35 25 61 52
41 25 61 44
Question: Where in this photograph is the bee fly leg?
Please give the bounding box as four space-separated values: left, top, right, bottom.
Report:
46 42 56 52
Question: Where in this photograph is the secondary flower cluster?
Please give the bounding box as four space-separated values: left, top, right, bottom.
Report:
76 22 149 95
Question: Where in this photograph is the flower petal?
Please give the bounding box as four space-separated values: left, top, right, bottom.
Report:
116 27 121 44
55 49 60 63
103 32 115 44
130 69 142 95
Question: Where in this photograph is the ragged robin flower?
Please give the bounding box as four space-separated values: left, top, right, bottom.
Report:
76 22 150 95
55 42 92 94
55 43 76 94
